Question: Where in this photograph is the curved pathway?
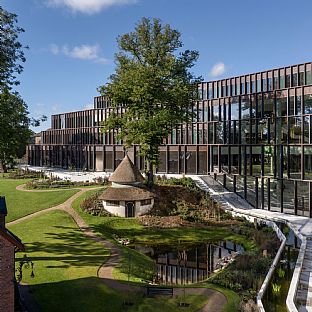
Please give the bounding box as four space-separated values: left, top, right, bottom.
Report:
9 185 227 312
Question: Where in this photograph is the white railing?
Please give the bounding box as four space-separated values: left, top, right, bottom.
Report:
286 231 306 312
256 221 286 312
193 176 303 312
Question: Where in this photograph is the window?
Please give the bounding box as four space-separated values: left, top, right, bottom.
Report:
241 82 245 94
236 83 240 95
60 114 65 129
202 89 207 100
304 87 312 114
257 79 261 92
299 71 305 86
141 199 152 206
307 71 312 85
289 146 302 179
241 96 250 119
213 103 219 121
230 97 240 120
268 78 273 91
251 81 256 93
208 87 213 99
280 75 285 89
246 82 250 93
292 73 298 87
106 200 119 206
285 74 291 88
262 78 267 92
274 76 279 89
264 93 275 117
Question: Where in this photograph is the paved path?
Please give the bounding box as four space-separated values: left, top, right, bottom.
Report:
9 185 227 312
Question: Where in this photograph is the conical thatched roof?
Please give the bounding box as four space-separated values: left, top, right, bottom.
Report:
109 155 144 184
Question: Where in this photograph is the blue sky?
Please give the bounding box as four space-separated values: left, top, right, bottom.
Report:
3 0 312 131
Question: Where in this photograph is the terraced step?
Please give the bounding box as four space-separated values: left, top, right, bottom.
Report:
298 305 312 312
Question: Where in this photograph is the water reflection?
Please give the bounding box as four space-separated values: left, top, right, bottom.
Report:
262 225 300 312
135 241 244 285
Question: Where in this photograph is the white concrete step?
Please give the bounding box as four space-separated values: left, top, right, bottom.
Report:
298 305 312 312
297 289 312 306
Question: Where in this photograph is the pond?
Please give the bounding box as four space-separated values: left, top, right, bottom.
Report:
262 226 300 312
134 240 244 285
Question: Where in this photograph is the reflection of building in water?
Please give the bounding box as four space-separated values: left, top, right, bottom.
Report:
143 241 243 285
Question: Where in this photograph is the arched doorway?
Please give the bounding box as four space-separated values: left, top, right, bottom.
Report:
125 201 135 217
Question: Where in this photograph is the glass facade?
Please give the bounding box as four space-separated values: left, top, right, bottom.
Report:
28 62 312 217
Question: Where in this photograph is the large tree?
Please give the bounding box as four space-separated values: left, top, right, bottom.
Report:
0 91 33 172
0 6 45 172
99 17 201 186
0 6 26 91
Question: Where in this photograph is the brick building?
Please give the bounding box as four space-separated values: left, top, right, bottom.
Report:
0 197 24 312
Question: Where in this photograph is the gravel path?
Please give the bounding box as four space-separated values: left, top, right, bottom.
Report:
9 186 227 312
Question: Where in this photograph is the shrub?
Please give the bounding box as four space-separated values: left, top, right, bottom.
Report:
80 191 111 216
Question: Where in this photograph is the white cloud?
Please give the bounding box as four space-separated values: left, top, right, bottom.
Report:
210 62 226 78
45 0 138 14
49 44 110 64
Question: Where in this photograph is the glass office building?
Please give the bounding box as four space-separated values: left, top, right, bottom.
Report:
27 62 312 216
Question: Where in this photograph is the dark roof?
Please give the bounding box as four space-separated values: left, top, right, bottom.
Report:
99 186 155 201
109 155 144 184
0 227 24 250
0 197 7 216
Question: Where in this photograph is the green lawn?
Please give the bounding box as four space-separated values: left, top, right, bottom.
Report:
72 190 256 251
72 190 242 311
9 210 209 312
0 178 78 222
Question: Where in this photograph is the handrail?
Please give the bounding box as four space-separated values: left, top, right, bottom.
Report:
193 176 306 312
286 233 306 312
257 221 286 311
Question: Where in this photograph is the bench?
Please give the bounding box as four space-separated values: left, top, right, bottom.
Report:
146 286 173 297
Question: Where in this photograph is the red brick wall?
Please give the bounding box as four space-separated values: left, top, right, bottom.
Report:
0 236 15 312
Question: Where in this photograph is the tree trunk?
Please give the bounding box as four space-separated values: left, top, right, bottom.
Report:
147 162 154 189
0 160 7 173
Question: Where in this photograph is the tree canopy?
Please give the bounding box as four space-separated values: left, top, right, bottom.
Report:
0 6 26 91
0 91 31 171
99 17 201 182
0 6 45 172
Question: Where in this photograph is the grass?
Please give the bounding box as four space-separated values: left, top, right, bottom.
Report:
0 178 78 222
9 210 210 312
72 190 256 251
72 190 245 311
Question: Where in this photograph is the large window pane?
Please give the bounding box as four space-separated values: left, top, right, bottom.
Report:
264 93 275 117
304 146 312 180
304 87 312 114
289 146 302 179
304 116 310 143
263 146 274 176
289 117 302 144
306 71 312 85
276 90 287 116
198 146 207 174
230 97 240 120
220 147 229 173
168 147 179 174
297 181 309 217
241 95 250 119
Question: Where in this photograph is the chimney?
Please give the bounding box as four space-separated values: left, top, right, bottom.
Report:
0 196 7 228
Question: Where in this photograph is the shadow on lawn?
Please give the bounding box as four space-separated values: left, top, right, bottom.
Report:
26 277 140 312
16 225 109 268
